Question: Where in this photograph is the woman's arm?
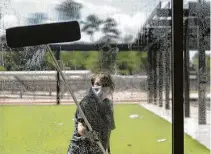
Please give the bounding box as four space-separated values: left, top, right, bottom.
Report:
75 98 87 136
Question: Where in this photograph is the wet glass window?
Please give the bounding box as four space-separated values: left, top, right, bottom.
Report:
0 0 210 154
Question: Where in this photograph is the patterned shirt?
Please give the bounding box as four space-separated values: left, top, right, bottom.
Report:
67 88 115 154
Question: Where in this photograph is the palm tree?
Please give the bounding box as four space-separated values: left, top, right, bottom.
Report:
96 17 120 73
81 14 102 43
56 0 82 21
100 17 120 43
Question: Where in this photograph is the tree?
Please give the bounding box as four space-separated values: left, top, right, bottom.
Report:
43 52 56 70
4 51 21 71
100 17 120 43
84 51 100 72
116 51 141 75
82 14 102 43
94 18 121 73
56 0 82 21
25 48 47 70
3 46 47 71
98 44 119 73
61 51 86 70
27 12 48 25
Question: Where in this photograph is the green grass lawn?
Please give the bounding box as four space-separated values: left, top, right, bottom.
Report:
0 104 209 154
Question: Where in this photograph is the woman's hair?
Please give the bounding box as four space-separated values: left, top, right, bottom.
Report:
91 71 115 91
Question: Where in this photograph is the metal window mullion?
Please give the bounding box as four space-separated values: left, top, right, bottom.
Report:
171 0 184 154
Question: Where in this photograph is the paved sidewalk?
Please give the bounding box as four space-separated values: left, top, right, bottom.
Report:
140 102 211 149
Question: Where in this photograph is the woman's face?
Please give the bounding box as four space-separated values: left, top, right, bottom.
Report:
92 78 112 100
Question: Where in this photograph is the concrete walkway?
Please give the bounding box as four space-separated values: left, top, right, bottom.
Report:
140 102 211 149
